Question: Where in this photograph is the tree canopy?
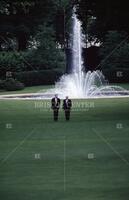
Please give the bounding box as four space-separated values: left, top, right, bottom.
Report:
75 0 129 43
0 0 72 51
0 0 129 78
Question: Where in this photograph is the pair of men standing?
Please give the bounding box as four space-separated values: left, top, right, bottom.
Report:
51 94 72 121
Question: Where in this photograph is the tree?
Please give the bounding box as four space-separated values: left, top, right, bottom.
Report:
99 31 129 70
0 0 72 51
74 0 129 43
26 24 65 70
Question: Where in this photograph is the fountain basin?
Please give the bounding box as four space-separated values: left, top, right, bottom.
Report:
0 91 129 100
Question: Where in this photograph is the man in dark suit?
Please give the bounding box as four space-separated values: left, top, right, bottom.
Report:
51 94 61 121
63 96 72 121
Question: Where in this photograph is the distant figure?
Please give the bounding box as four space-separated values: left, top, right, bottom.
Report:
63 96 72 121
51 94 61 121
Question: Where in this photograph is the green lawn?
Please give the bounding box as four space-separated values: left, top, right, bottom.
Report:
0 98 129 200
112 83 129 90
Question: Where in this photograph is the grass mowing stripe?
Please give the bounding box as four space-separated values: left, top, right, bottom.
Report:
0 99 129 200
92 128 129 167
0 128 37 165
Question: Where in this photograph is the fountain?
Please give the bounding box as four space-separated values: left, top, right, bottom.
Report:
0 10 129 100
44 11 128 99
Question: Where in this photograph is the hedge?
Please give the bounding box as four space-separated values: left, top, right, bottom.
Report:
103 69 129 83
0 52 26 79
4 78 24 91
14 69 63 86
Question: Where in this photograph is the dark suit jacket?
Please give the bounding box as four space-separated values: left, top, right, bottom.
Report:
63 99 72 110
51 98 61 109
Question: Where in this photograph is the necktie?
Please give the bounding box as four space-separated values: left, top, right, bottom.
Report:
66 99 68 107
55 98 57 105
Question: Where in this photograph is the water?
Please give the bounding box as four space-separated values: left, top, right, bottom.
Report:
45 11 127 99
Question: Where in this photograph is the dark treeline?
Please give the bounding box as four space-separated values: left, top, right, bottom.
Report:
0 0 74 51
0 0 129 85
74 0 129 41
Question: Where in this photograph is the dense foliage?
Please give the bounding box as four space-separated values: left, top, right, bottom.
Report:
100 31 129 69
75 0 129 42
0 52 26 77
4 78 24 91
14 70 63 86
26 24 66 71
0 0 129 87
0 0 72 87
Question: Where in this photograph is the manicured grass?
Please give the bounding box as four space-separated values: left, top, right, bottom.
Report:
0 98 129 200
112 83 129 90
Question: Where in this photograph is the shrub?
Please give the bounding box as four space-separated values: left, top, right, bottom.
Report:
0 79 5 89
100 31 129 71
14 69 63 86
0 52 26 78
103 69 129 83
4 78 25 91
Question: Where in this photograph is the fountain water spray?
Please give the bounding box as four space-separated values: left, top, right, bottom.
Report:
46 11 126 99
